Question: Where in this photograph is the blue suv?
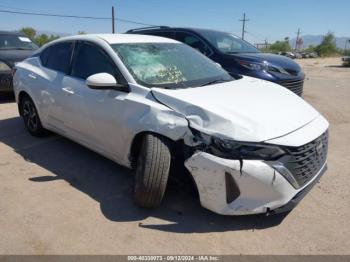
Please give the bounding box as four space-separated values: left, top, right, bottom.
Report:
126 27 305 96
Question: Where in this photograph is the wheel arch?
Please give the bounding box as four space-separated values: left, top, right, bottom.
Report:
128 131 177 169
129 130 200 199
18 91 31 116
17 91 43 121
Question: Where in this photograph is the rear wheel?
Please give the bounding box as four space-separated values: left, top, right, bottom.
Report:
21 95 47 137
134 133 172 208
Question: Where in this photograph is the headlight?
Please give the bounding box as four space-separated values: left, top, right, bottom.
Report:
0 61 11 72
267 65 291 75
209 137 285 160
237 60 268 71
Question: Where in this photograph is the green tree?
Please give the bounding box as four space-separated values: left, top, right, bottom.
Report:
35 34 49 46
77 31 87 35
268 37 292 53
35 34 60 46
20 27 37 40
315 32 338 57
19 27 60 46
305 45 316 52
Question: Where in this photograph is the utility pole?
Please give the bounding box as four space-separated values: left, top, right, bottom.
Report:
239 13 249 40
345 39 349 51
112 6 115 34
295 28 301 50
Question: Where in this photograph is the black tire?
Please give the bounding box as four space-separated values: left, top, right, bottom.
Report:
20 95 47 137
134 133 172 208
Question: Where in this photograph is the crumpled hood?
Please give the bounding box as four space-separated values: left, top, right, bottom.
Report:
151 76 319 142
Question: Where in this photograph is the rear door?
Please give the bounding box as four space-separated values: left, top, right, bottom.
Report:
39 41 74 131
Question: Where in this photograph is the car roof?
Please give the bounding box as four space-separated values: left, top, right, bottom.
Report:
127 26 226 34
126 27 241 38
0 30 25 36
54 33 180 44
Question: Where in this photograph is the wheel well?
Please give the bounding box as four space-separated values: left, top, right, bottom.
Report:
129 131 199 197
129 132 145 169
129 131 180 169
18 91 30 116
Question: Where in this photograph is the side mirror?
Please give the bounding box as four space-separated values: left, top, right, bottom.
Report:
86 73 119 90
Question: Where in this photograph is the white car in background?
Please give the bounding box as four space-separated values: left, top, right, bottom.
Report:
13 34 329 216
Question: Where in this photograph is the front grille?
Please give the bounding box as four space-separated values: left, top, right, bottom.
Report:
279 79 304 96
284 131 328 188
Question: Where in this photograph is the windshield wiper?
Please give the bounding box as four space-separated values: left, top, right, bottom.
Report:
200 79 230 86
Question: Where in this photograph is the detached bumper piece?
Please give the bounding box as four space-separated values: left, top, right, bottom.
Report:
268 164 327 215
185 150 327 216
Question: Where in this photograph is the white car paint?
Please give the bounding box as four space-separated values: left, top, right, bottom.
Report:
185 149 327 215
151 76 319 142
13 34 329 215
86 73 117 87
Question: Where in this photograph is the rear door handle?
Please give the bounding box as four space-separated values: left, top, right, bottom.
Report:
62 87 74 95
28 73 36 79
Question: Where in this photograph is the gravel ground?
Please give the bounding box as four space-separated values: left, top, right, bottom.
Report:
0 57 349 255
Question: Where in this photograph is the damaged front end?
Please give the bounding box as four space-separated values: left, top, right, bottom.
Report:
182 129 328 215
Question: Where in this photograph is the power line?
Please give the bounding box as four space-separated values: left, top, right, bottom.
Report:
295 28 301 50
245 31 265 43
0 4 34 11
239 13 249 40
0 9 156 26
112 6 115 34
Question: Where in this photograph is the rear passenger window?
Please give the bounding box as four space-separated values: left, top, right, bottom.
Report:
71 42 117 80
41 42 73 74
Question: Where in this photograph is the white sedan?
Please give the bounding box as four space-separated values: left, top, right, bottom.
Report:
13 34 329 215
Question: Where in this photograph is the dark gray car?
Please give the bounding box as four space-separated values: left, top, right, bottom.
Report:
0 31 38 93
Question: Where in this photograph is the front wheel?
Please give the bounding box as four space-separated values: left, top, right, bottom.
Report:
21 95 47 137
134 133 172 208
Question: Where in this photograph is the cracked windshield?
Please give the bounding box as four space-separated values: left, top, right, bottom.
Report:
112 43 232 89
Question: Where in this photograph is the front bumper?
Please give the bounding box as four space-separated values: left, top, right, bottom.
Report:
0 72 13 92
185 152 327 216
243 70 305 96
268 164 327 215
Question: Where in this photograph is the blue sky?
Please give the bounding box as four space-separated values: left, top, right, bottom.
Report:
0 0 349 43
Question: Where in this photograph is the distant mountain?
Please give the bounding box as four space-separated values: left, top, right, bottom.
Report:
289 35 350 49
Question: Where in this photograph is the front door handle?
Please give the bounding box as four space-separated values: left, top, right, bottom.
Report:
62 87 74 95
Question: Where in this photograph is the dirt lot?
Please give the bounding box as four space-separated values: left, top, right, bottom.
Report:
0 57 349 255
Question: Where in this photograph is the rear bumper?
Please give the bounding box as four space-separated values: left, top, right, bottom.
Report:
0 72 13 92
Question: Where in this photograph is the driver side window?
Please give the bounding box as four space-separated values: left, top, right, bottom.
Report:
71 42 119 81
175 32 211 56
